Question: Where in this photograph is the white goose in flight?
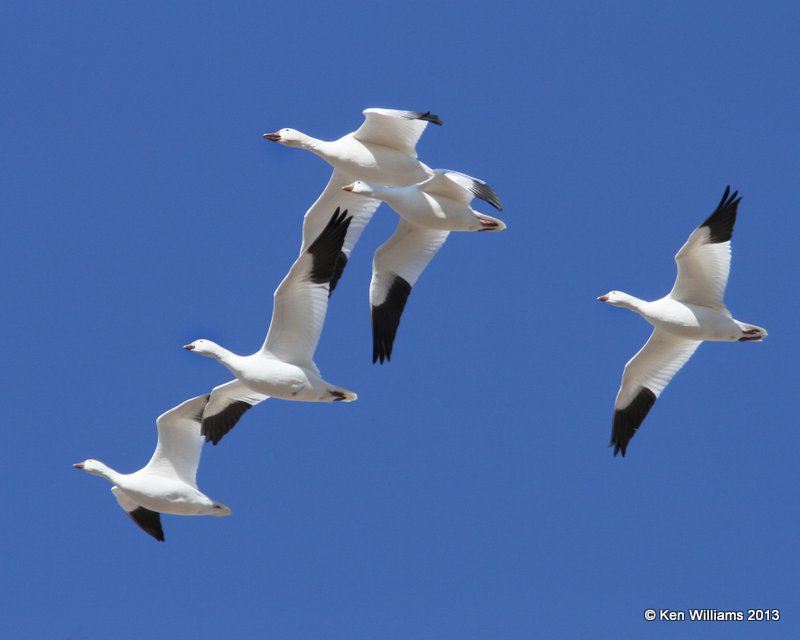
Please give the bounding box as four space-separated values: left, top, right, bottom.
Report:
74 394 231 542
264 108 501 293
598 187 766 456
184 209 357 445
342 170 505 363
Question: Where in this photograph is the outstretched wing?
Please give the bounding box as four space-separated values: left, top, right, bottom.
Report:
143 394 208 487
353 108 442 157
611 329 702 456
201 379 269 445
298 170 381 293
263 208 352 368
370 219 449 363
669 186 740 311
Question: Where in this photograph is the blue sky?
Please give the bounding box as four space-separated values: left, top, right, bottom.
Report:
2 1 798 638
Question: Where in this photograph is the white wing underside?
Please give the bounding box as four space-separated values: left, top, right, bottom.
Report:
261 240 333 370
669 226 732 313
142 394 208 488
615 329 702 409
353 108 431 156
298 169 381 257
371 219 449 304
206 379 269 417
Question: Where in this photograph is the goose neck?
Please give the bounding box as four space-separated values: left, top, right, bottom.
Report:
93 462 125 486
621 294 647 313
211 346 245 376
300 133 325 154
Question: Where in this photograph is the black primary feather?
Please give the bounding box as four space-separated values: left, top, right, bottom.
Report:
308 208 352 284
371 275 412 364
610 387 657 457
202 401 254 445
699 186 740 244
469 180 503 211
403 111 444 126
127 507 165 542
328 252 348 297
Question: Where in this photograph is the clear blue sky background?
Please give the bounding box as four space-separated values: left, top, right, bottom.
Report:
2 2 797 638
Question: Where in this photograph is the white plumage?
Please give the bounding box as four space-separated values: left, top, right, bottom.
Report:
74 394 231 542
263 108 449 293
342 170 505 363
598 187 767 456
184 209 357 445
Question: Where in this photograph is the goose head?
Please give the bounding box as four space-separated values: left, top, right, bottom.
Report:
342 180 380 200
73 459 110 477
183 339 220 358
597 291 635 307
262 128 305 147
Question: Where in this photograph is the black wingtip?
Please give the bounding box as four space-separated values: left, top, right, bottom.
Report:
371 275 412 364
700 185 741 244
308 208 353 285
471 181 503 211
128 507 165 541
610 387 656 457
201 401 254 445
404 111 444 126
371 339 391 364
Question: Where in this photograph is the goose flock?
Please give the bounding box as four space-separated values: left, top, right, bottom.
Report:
75 108 766 540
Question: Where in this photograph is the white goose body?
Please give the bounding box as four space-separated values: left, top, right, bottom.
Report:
110 475 219 516
74 394 231 542
614 294 750 341
185 209 357 445
345 170 504 232
599 187 767 457
385 189 491 231
193 346 347 402
310 135 434 187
